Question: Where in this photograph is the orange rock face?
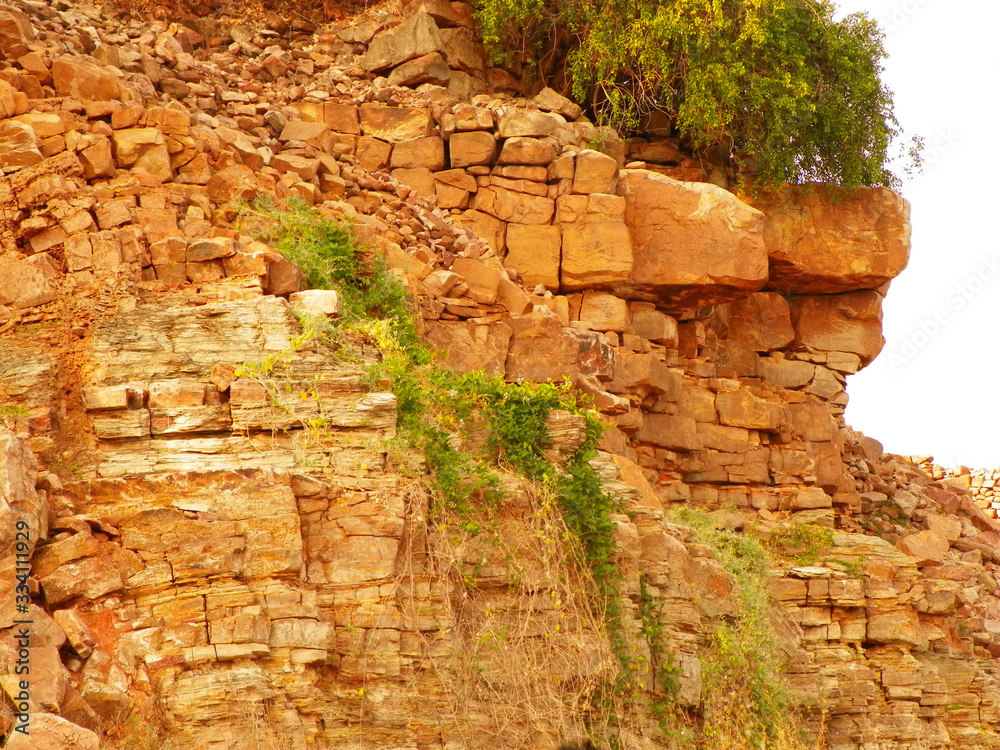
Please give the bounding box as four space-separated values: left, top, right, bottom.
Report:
791 291 885 365
617 170 768 308
751 185 911 294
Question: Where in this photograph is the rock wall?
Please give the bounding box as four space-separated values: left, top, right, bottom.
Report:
2 1 1000 750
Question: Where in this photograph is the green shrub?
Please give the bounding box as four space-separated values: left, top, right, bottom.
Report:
475 0 909 189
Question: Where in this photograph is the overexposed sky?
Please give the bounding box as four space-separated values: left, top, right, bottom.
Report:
831 0 1000 468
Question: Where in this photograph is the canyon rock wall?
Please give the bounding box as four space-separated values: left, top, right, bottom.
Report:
1 1 1000 749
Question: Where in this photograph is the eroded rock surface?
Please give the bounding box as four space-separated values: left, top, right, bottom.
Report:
0 1 994 749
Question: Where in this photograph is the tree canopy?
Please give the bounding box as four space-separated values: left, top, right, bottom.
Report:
474 0 907 189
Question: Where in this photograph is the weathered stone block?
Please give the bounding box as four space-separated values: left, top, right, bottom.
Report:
617 169 767 307
360 105 432 143
560 221 632 290
474 186 554 225
791 291 885 366
505 224 561 289
750 185 911 294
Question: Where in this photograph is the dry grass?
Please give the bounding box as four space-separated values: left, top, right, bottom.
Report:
395 476 619 750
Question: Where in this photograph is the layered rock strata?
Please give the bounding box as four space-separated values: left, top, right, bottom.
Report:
0 2 995 750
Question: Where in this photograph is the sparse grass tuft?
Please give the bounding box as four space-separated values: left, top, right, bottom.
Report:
672 508 815 750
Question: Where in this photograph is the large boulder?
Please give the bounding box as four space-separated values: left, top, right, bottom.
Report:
749 185 911 294
720 292 795 352
52 56 132 102
361 13 442 73
616 170 768 308
791 291 885 365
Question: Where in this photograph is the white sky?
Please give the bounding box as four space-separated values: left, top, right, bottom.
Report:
829 0 1000 468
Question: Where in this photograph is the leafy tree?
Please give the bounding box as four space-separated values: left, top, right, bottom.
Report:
475 0 909 189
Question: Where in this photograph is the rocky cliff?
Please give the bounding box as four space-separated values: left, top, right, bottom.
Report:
2 1 1000 749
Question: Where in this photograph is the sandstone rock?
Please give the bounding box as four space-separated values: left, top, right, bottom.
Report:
449 130 496 168
264 256 307 296
30 646 70 711
40 550 128 604
0 79 17 119
424 321 512 375
636 414 702 451
435 169 477 192
561 221 632 290
79 137 115 179
506 310 581 382
750 185 911 294
279 120 329 144
496 277 532 315
53 609 97 658
497 110 564 138
4 712 100 750
609 352 681 399
52 56 130 102
361 13 443 73
715 389 784 430
323 103 360 134
438 27 486 74
497 137 556 166
406 0 474 28
390 136 445 170
0 429 43 568
392 167 436 198
724 293 795 352
630 307 678 346
0 6 34 48
758 358 815 389
112 127 173 181
0 253 60 308
360 105 432 143
356 136 393 171
289 290 341 317
533 87 583 120
456 209 505 253
580 292 628 332
474 186 554 225
205 165 258 202
452 257 502 304
435 182 470 208
897 530 949 566
573 149 618 194
866 610 922 647
387 51 451 87
617 170 767 307
0 119 42 168
187 237 235 262
505 224 560 289
926 515 962 542
791 291 885 365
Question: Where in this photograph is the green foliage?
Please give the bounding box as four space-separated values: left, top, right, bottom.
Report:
766 524 835 566
637 574 692 744
475 0 908 189
672 508 807 750
242 197 425 357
